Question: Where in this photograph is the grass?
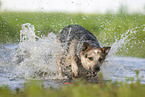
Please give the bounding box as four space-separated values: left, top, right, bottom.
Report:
0 73 145 97
0 12 145 57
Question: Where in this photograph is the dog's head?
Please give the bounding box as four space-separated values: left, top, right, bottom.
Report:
80 42 111 77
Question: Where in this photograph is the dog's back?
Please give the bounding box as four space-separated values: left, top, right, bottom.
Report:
58 25 100 55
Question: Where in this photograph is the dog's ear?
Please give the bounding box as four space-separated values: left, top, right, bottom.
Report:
102 47 111 55
82 42 90 51
82 42 91 54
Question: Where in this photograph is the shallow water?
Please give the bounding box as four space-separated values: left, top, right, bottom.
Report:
0 49 145 89
0 23 145 89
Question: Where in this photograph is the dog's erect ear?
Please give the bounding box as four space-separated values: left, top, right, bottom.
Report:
81 42 91 54
102 47 111 55
82 42 91 51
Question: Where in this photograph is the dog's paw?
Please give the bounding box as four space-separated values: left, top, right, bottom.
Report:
72 72 80 78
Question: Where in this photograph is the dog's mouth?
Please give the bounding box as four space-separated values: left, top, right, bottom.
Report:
87 72 97 77
86 70 97 77
86 67 100 77
77 64 98 78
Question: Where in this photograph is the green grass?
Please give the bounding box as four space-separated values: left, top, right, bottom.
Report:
0 75 145 97
0 12 145 57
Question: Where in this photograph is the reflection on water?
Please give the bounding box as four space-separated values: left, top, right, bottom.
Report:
0 23 145 89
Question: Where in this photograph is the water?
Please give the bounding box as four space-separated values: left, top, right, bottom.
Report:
0 23 145 89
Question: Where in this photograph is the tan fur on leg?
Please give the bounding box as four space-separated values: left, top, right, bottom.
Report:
71 56 78 77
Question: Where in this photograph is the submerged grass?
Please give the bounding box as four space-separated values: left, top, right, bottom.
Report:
0 12 145 57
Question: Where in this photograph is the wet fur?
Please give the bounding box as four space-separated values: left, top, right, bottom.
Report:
57 25 111 78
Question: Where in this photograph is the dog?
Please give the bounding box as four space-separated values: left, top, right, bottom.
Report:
57 25 111 78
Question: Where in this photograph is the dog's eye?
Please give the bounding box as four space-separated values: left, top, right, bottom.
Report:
88 57 93 61
85 54 88 58
99 57 103 62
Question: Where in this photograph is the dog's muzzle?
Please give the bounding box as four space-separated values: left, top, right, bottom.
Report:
87 65 101 77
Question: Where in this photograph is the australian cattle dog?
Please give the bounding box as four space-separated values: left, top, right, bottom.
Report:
57 25 111 78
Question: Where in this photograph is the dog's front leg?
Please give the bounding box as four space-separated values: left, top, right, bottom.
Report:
71 56 78 77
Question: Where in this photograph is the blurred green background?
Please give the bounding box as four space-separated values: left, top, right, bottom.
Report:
0 12 145 57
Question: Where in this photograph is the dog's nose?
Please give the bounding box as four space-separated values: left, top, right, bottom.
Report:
94 65 100 72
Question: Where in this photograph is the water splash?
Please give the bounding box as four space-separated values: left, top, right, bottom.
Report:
101 28 139 79
11 23 64 79
109 29 137 58
8 23 143 81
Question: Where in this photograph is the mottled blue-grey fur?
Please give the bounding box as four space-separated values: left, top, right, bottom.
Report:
58 25 100 58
